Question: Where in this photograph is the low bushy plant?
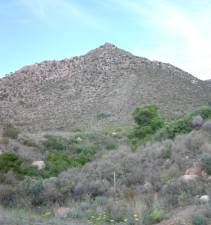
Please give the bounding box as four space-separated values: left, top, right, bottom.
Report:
132 104 164 140
0 152 23 173
44 135 65 151
201 153 211 175
44 153 80 177
143 207 166 225
155 106 211 141
2 125 20 139
192 213 208 225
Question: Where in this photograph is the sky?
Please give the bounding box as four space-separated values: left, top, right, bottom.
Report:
0 0 211 80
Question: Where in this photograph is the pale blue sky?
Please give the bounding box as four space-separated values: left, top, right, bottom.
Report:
0 0 211 80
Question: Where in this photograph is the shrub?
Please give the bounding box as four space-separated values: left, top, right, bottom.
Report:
201 153 211 175
75 145 97 155
0 184 16 207
131 104 164 140
0 152 23 173
143 207 166 225
44 135 65 151
44 153 80 177
155 106 211 141
2 125 20 139
192 213 208 225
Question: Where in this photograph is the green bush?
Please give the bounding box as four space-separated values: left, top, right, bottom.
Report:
192 213 208 225
201 153 211 175
44 136 65 151
143 207 166 225
44 153 80 177
75 145 97 155
72 152 92 165
20 164 43 177
2 125 20 139
130 104 164 141
0 152 23 173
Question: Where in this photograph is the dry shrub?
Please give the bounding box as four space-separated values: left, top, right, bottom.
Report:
0 184 16 207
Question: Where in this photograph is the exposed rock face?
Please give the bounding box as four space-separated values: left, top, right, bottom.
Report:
32 160 45 170
0 43 210 131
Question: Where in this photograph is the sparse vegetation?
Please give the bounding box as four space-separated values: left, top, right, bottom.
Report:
1 107 211 224
201 153 211 175
2 124 20 139
192 213 208 225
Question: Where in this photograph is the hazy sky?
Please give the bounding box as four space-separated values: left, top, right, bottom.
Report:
0 0 211 80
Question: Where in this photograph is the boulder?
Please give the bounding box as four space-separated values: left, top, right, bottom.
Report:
191 115 203 128
185 163 202 176
54 207 71 218
180 175 199 182
199 195 210 203
32 160 45 170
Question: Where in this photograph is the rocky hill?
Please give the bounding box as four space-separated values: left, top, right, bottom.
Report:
0 43 210 131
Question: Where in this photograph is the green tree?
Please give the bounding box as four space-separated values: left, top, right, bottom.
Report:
132 104 164 139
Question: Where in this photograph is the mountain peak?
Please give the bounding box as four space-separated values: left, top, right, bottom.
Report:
100 42 117 49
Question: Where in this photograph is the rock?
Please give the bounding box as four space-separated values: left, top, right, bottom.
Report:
54 207 71 218
32 160 45 170
185 163 202 176
199 195 210 203
180 175 199 182
111 132 117 136
191 115 203 128
76 137 82 142
202 120 211 133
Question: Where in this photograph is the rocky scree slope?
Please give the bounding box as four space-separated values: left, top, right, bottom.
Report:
0 43 210 131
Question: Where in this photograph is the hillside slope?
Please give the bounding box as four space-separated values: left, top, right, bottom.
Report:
0 43 210 131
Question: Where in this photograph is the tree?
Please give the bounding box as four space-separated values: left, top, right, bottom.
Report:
132 104 164 139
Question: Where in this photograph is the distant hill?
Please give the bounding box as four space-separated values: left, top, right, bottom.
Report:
0 43 210 131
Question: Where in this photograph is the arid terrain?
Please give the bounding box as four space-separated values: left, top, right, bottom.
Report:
1 44 211 225
0 43 210 131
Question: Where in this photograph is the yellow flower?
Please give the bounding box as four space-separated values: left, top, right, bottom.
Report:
124 218 128 222
133 213 139 218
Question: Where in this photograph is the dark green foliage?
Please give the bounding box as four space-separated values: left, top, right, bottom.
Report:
2 125 20 139
20 164 43 177
143 207 166 225
201 153 211 175
0 152 23 173
44 153 80 177
130 104 164 141
105 142 116 150
44 135 65 151
192 213 208 225
192 106 211 120
75 145 97 155
132 104 163 128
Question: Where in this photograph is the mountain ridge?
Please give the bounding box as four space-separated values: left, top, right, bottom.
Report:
0 43 210 131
